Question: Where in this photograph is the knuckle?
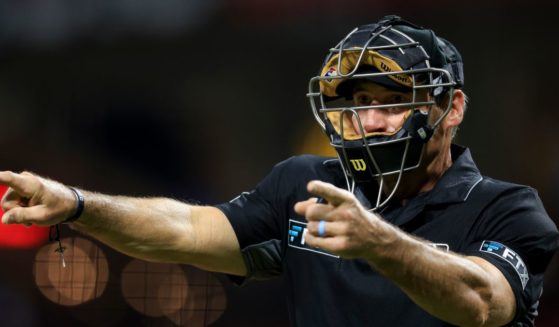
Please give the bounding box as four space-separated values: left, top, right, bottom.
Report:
36 181 45 193
338 208 353 221
4 171 16 182
6 211 19 224
306 205 319 218
340 237 350 249
340 223 351 235
332 238 347 252
36 211 48 221
32 177 45 193
304 233 315 245
342 189 354 199
307 221 317 234
1 202 13 211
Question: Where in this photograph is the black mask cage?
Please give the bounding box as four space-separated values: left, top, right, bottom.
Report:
307 15 464 210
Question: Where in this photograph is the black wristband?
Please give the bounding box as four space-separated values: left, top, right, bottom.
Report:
63 187 85 224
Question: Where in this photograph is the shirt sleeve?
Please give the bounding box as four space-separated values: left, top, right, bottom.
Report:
216 163 287 250
215 155 333 282
462 186 559 325
215 156 311 282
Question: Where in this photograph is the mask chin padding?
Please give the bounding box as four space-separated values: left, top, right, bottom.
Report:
337 137 424 182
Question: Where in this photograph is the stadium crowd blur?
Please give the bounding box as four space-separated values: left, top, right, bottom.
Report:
0 1 558 326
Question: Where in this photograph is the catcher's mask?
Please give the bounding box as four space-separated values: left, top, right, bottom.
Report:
307 15 464 210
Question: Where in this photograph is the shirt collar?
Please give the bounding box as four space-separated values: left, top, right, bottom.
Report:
382 145 483 227
322 144 483 208
424 144 483 206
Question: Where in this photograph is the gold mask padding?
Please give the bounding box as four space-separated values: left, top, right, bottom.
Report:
326 109 413 141
320 49 413 97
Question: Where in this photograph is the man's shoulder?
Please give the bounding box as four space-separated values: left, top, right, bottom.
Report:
274 154 339 173
264 155 344 189
474 176 555 232
478 176 538 199
450 146 542 204
279 154 336 164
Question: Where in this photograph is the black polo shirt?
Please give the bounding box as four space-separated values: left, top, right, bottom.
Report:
217 145 559 327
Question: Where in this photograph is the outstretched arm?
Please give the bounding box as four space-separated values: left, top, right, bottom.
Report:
295 180 516 327
0 171 246 276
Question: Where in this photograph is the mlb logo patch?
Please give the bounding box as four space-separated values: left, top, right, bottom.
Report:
324 67 338 82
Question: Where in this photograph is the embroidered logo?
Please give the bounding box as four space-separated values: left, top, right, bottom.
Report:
480 240 529 289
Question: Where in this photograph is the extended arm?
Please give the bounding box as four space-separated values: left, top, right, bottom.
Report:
0 171 246 276
295 180 515 327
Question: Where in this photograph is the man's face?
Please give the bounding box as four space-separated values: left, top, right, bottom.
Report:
348 80 428 138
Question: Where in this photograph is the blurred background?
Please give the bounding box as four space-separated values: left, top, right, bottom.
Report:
0 0 558 326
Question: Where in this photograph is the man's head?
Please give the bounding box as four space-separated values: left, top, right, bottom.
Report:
307 15 465 209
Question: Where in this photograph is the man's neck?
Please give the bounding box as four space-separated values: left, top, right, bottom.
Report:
382 147 454 206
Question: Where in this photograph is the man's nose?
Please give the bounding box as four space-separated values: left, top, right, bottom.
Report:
360 106 389 134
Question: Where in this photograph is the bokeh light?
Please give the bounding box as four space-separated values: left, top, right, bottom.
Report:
121 260 226 326
166 265 226 326
33 237 109 306
121 260 189 318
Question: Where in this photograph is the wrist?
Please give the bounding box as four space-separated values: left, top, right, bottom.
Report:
62 187 85 224
366 221 409 266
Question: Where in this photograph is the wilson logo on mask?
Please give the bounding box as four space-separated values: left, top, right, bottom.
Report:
350 159 367 171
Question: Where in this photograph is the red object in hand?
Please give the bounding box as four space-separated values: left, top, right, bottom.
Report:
0 184 49 248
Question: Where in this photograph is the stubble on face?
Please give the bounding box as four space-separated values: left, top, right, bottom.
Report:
379 105 454 203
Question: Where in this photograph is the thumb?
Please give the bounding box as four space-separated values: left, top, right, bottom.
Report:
1 206 44 225
2 207 25 224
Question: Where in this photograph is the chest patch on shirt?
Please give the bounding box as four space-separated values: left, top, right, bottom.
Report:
288 219 339 258
480 240 529 289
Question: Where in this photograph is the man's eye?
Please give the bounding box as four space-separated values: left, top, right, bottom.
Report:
387 107 406 114
389 95 405 103
355 94 372 105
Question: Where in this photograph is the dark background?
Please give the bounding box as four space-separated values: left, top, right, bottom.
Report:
1 0 558 326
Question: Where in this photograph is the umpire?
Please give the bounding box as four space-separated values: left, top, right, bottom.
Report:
1 15 558 327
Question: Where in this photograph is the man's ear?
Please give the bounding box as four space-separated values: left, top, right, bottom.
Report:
443 90 465 129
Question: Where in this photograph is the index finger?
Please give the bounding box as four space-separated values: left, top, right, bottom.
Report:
307 180 355 207
0 171 37 197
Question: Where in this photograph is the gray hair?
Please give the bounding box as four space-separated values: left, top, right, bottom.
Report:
451 92 468 139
